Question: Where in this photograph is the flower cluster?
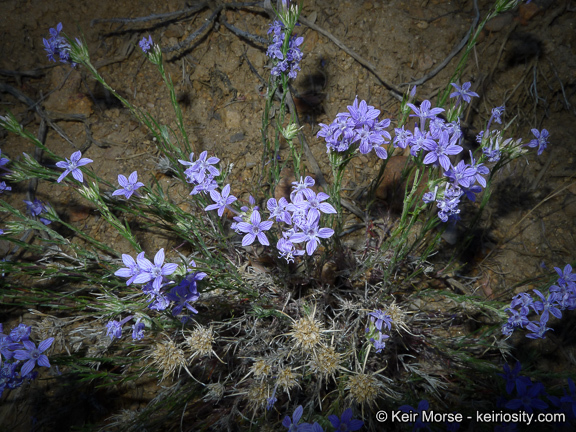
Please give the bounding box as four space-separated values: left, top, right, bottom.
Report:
178 151 220 195
282 405 363 432
317 97 391 158
502 264 576 338
218 176 335 260
24 199 51 225
497 362 576 426
1 323 54 397
271 176 336 260
365 309 393 353
42 22 74 65
139 35 153 54
114 250 204 324
266 20 304 79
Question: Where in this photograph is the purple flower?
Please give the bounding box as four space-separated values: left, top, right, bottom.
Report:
328 408 364 431
139 35 153 53
13 337 54 377
531 290 562 324
393 126 413 149
504 307 530 331
399 400 430 431
166 277 200 316
267 21 304 80
491 106 505 125
55 150 93 183
468 152 490 188
423 186 438 204
498 362 522 395
132 318 145 341
205 184 237 217
191 151 220 184
105 316 133 341
9 324 31 343
525 314 553 339
437 185 462 223
114 252 145 286
0 181 11 194
408 126 436 157
292 190 337 221
527 128 549 156
370 331 389 353
291 176 315 200
133 248 178 290
142 282 171 311
112 171 144 199
450 82 479 104
347 97 380 128
369 310 393 332
236 210 274 247
24 199 51 225
444 160 476 189
554 264 576 286
289 212 334 255
423 131 463 171
407 99 444 129
505 380 548 414
282 405 307 431
277 237 304 263
178 151 220 195
0 149 9 168
267 197 292 224
43 23 73 64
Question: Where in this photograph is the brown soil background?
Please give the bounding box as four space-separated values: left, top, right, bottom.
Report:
1 0 575 430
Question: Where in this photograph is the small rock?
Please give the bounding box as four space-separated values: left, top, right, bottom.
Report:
485 13 513 32
518 2 542 22
165 24 184 39
230 132 245 143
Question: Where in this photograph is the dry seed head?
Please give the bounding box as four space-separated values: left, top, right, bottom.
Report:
185 325 215 360
276 366 300 392
384 302 411 334
251 359 272 380
346 373 382 407
146 336 187 382
204 382 225 402
309 345 341 380
245 381 269 412
288 312 324 354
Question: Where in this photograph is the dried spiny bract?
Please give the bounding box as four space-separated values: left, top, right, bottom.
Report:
346 373 382 407
251 359 272 380
288 312 325 355
146 336 187 381
385 302 410 334
308 345 341 380
185 325 215 360
245 381 269 412
204 382 225 402
102 409 140 432
276 366 300 392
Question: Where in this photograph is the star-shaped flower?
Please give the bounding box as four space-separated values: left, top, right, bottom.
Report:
55 150 93 183
112 171 145 199
205 184 237 216
13 337 54 377
236 210 273 247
